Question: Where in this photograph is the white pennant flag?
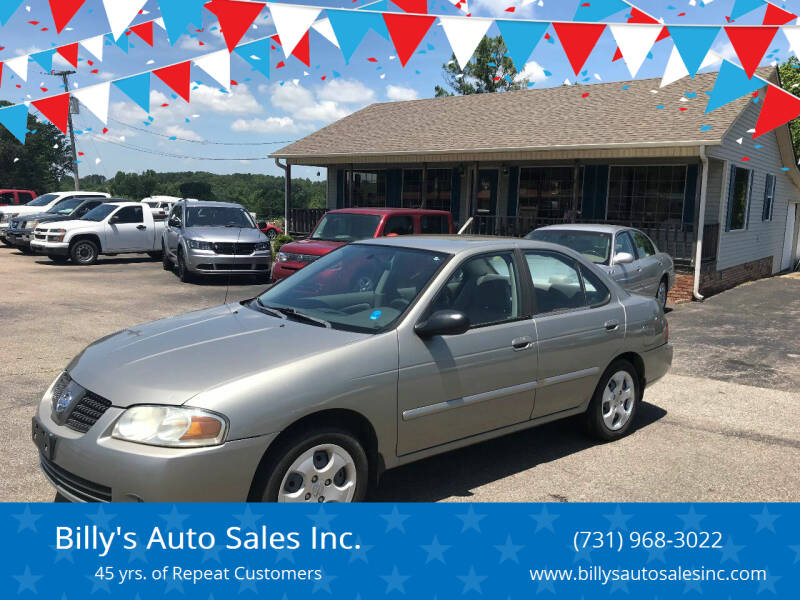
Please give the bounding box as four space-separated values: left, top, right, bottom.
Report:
5 55 29 82
269 3 321 58
439 16 492 70
74 82 111 125
154 17 166 30
783 26 800 59
312 18 339 49
610 23 662 78
80 35 105 62
660 45 721 88
194 49 231 91
102 0 148 40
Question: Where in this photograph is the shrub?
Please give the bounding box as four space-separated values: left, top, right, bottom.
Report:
273 234 294 254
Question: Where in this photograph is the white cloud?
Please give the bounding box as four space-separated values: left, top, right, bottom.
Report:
317 79 375 104
164 125 204 141
269 80 368 123
471 0 536 17
515 60 547 83
231 116 304 134
386 84 419 101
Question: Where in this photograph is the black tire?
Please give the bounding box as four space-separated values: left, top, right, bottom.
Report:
48 254 69 263
147 251 163 260
54 492 69 502
70 239 99 265
18 245 33 254
1 237 12 247
656 277 668 311
258 428 369 503
266 228 278 241
176 249 193 283
162 243 173 271
584 359 640 442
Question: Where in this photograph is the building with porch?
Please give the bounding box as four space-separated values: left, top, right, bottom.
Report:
272 67 800 301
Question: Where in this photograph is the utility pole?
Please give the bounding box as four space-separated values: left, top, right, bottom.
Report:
51 70 80 191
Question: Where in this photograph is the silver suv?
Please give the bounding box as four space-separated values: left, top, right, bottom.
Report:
161 200 272 282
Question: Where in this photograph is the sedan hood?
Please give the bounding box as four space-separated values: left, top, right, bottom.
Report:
280 238 346 256
184 226 267 243
68 304 366 407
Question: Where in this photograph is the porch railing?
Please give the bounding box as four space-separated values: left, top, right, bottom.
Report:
287 208 327 237
466 215 719 265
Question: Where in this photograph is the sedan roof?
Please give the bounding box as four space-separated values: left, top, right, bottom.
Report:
357 234 580 256
535 223 631 234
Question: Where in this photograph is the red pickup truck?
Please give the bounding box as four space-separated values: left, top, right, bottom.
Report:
272 208 454 282
0 189 37 206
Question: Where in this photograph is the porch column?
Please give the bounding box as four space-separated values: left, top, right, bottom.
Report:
284 163 291 233
571 161 580 222
421 164 428 209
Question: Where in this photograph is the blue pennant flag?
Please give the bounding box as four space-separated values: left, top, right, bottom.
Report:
496 20 549 70
159 0 207 45
0 104 30 144
114 73 151 113
0 0 24 25
574 0 629 21
327 9 390 64
669 26 720 78
31 50 56 73
234 39 270 79
705 60 767 113
106 33 129 54
730 0 766 20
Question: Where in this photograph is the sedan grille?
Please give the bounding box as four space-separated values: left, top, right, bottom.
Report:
212 242 256 255
39 456 112 502
65 392 112 433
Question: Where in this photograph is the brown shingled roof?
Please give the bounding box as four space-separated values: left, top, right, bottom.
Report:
273 67 777 163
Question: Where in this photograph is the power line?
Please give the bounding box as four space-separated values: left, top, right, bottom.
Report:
107 117 297 146
87 134 275 161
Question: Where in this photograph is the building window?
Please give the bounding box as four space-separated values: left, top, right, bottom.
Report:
402 168 452 211
345 170 386 207
606 165 686 225
518 167 579 222
726 165 752 231
762 174 776 221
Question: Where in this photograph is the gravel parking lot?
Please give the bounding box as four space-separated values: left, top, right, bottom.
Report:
1 246 798 502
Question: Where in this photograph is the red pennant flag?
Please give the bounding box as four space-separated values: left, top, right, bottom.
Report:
754 85 800 138
270 33 311 67
383 13 437 67
32 93 70 134
627 8 659 24
154 61 192 103
205 0 266 52
552 23 606 76
391 0 428 13
725 26 778 79
56 43 79 68
655 26 670 42
49 0 87 34
763 3 797 26
612 47 623 62
0 62 4 87
130 22 154 47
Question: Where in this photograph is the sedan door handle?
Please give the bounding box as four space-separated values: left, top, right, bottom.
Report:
604 320 620 331
136 225 147 230
511 336 534 350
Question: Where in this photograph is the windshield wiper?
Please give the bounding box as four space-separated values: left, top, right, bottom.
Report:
253 299 288 319
278 307 332 329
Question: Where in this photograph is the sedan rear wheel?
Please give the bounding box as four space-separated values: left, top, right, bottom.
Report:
260 429 368 503
656 278 668 311
585 359 639 441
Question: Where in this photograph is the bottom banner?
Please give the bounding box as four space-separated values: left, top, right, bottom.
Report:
3 503 796 598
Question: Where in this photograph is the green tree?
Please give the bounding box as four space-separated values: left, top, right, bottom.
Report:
434 36 527 97
0 100 74 191
778 56 800 158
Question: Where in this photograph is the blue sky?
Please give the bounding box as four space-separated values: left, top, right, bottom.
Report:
1 0 798 181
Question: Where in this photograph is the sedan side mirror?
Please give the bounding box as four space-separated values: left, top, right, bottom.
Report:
614 252 635 265
415 310 471 338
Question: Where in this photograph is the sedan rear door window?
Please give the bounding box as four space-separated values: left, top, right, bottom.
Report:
525 251 585 314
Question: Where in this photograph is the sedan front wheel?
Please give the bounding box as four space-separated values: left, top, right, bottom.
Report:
260 429 368 503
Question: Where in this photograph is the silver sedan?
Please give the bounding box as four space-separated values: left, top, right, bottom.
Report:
527 224 675 310
33 236 672 503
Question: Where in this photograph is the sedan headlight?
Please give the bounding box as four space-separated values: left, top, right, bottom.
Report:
112 406 227 447
254 242 270 252
187 239 213 250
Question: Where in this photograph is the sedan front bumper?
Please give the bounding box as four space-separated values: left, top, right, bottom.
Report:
34 392 275 502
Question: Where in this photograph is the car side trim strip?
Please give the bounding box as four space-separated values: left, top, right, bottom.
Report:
402 380 538 421
401 366 601 422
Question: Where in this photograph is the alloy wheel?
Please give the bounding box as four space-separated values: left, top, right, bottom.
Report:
601 371 635 431
278 443 357 503
657 281 667 310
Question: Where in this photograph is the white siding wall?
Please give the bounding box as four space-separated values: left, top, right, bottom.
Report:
708 99 797 273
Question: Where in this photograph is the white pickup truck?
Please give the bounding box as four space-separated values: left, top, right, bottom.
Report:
30 201 166 265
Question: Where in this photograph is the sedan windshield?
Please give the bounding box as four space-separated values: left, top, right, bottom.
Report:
186 207 254 228
26 193 60 207
255 244 449 332
526 229 612 265
310 213 381 243
82 204 117 222
47 197 84 215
